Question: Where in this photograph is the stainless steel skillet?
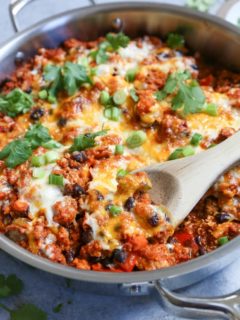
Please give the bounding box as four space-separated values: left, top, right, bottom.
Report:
0 1 240 318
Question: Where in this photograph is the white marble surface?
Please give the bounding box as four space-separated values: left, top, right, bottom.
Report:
0 0 239 319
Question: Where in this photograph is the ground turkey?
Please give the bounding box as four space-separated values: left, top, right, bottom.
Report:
53 196 78 226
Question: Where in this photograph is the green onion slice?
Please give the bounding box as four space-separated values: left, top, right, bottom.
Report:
190 133 202 146
126 130 147 149
113 89 127 105
45 151 59 164
48 174 64 186
115 145 124 155
31 155 46 167
168 146 195 160
109 205 122 216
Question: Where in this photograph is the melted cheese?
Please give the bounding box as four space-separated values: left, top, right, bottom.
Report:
21 164 64 226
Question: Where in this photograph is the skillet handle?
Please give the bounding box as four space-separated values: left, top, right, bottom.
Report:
154 281 240 320
9 0 96 33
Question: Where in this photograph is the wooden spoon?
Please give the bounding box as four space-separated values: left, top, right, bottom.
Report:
142 130 240 227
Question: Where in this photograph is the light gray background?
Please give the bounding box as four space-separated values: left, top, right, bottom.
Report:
0 0 239 319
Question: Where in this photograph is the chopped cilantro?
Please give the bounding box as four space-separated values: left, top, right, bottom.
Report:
53 303 63 313
166 33 185 49
44 62 91 97
9 304 47 320
155 71 205 115
0 274 23 298
25 123 51 149
90 32 130 64
106 32 130 50
0 123 53 168
0 88 33 118
0 139 32 168
69 130 108 152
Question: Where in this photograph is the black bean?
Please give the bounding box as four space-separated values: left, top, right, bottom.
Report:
71 184 85 198
64 249 75 263
191 64 198 70
96 191 104 201
57 117 68 127
195 236 206 255
112 249 127 263
148 213 160 227
71 151 88 163
88 256 102 264
124 197 135 211
25 87 32 94
105 204 112 212
199 247 206 255
81 229 93 244
157 52 170 60
30 107 45 121
215 213 231 224
3 214 12 225
101 257 113 267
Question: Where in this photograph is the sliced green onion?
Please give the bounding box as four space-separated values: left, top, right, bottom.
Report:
113 89 127 105
104 107 121 121
31 155 46 167
45 151 59 164
129 88 139 102
126 130 147 149
190 133 203 146
100 90 110 105
38 90 48 100
32 168 45 179
48 174 64 186
115 145 124 155
218 236 229 246
42 140 62 149
204 103 218 116
168 146 195 160
125 67 138 82
109 205 122 216
78 56 89 67
48 95 57 104
117 169 128 177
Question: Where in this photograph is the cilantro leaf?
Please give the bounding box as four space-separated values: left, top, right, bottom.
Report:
0 89 33 118
44 62 91 97
53 303 63 313
69 130 108 152
10 304 47 320
106 32 130 50
0 123 52 168
155 71 205 115
90 32 130 64
62 62 91 96
0 274 23 298
90 48 109 65
44 65 62 98
0 139 32 168
25 123 51 149
166 33 185 49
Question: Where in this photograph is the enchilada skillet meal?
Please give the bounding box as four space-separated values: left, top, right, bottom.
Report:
0 32 239 272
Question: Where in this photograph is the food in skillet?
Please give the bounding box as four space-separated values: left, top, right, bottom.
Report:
0 32 239 272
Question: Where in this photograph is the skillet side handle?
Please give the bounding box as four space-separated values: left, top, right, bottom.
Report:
154 281 240 320
9 0 96 33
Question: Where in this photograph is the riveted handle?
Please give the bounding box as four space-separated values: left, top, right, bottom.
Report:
155 281 240 320
9 0 96 33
